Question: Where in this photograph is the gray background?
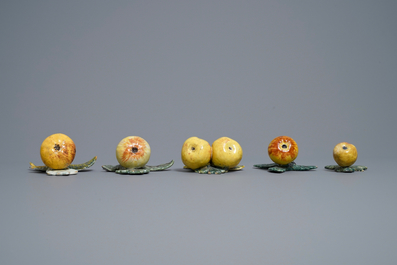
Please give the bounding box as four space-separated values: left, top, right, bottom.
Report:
1 0 396 264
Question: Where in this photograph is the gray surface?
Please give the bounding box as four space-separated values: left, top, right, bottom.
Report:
1 0 397 264
2 163 397 265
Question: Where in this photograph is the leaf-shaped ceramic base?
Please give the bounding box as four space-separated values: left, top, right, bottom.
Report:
29 156 97 175
254 162 317 173
184 164 245 174
68 156 97 170
102 160 174 175
325 165 367 173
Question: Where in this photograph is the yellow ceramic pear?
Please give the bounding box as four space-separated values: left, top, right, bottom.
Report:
181 137 212 170
211 137 243 168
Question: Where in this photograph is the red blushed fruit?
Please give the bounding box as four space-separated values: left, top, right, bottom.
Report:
116 136 151 169
40 133 76 169
268 136 299 165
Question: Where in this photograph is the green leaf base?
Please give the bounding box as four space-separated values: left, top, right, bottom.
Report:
29 156 97 175
102 160 174 175
184 164 245 174
325 165 367 173
254 162 317 173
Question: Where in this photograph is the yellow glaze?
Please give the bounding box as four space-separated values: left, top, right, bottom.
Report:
116 136 151 169
268 136 299 165
211 137 243 168
333 142 357 167
181 137 212 170
40 133 76 169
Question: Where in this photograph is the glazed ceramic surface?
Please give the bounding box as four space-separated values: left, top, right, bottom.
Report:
181 137 212 170
102 160 174 174
254 162 316 173
103 136 173 175
325 142 366 173
188 164 245 174
40 133 76 169
182 136 244 174
30 156 97 176
268 136 299 165
325 164 367 173
333 142 358 167
255 136 315 173
30 133 96 176
211 137 243 168
116 136 151 169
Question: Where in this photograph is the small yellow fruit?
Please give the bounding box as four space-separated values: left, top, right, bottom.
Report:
116 136 151 169
181 137 212 169
333 142 357 167
40 133 76 169
268 136 299 165
211 137 243 168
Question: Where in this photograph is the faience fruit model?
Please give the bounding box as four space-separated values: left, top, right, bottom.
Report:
182 136 244 174
29 133 97 176
268 136 299 165
325 142 367 173
102 136 173 174
254 136 316 173
212 137 243 168
181 137 212 170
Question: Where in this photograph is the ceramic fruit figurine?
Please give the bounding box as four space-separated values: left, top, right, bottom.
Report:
212 137 243 168
254 136 316 173
181 137 212 170
182 136 244 174
102 136 173 174
29 133 97 176
325 142 367 172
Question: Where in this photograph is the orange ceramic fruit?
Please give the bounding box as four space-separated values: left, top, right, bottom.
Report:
211 137 243 168
40 133 76 169
181 137 212 170
333 142 357 167
116 136 151 169
268 136 299 165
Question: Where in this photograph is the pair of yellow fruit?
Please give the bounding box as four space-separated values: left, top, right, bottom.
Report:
181 137 243 170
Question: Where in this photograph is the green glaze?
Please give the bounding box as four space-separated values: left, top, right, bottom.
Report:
254 162 317 173
68 157 98 170
102 160 174 175
30 156 97 172
29 164 48 172
185 164 245 174
325 164 367 173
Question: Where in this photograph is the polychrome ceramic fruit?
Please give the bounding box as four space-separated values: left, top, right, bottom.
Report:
268 136 298 165
255 136 315 173
181 137 212 170
40 133 76 170
333 142 357 167
102 136 173 175
116 136 151 169
211 137 243 168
